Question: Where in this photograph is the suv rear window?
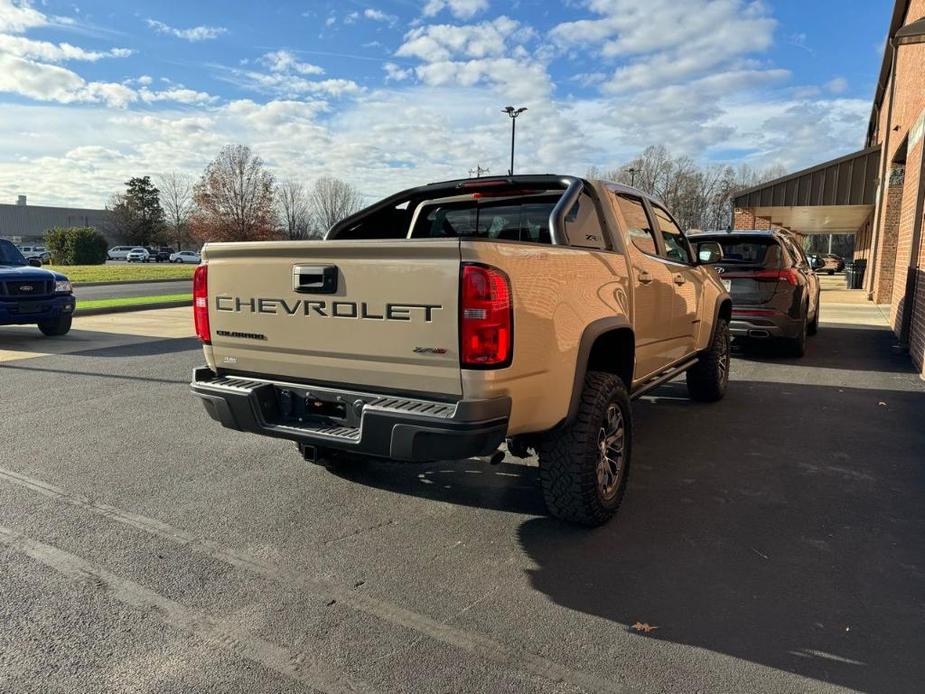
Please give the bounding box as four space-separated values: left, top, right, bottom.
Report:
707 238 783 267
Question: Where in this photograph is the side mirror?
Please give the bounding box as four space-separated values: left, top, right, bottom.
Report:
696 241 723 264
27 257 42 267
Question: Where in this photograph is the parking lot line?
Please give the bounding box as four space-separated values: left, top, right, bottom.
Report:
0 464 626 694
0 524 371 694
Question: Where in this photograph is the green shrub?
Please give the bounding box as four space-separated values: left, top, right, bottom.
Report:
44 227 109 265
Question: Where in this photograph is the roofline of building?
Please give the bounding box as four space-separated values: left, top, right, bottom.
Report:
0 202 108 214
869 0 912 141
732 144 881 201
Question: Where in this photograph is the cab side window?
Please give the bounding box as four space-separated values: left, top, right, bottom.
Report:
652 205 693 264
562 194 608 250
614 194 658 255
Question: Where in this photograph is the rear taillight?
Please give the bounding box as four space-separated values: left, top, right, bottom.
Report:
460 263 512 368
193 264 210 344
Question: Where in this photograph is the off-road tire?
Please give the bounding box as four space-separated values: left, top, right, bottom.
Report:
783 313 808 357
38 314 72 336
536 372 631 527
686 318 730 402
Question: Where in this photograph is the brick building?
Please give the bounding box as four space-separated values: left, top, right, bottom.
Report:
733 0 925 378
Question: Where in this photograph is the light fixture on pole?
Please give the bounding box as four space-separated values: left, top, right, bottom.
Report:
502 106 527 175
625 167 638 187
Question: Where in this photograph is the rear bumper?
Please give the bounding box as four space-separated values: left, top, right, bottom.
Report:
0 295 75 325
190 367 510 462
730 309 801 339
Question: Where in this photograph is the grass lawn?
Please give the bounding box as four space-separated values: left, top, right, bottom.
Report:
75 293 192 312
48 264 195 284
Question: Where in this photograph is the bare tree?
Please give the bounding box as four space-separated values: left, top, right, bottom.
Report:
190 144 277 243
589 147 792 231
276 180 312 240
307 176 364 236
158 171 194 249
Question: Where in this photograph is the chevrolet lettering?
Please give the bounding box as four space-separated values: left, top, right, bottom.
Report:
215 296 443 321
191 175 732 527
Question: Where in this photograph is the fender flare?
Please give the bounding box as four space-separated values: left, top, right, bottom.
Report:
563 317 634 426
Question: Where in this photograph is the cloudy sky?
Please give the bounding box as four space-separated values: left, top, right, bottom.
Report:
0 0 892 208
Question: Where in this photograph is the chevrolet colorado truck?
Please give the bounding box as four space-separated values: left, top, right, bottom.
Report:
191 175 731 526
0 239 75 335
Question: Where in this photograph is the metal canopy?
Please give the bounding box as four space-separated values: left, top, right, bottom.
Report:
733 145 881 234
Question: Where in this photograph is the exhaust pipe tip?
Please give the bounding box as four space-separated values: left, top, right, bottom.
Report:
748 329 771 338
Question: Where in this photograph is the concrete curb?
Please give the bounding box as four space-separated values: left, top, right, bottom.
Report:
74 278 193 288
74 300 191 317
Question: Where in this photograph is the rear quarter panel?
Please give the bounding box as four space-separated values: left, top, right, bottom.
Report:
460 240 631 434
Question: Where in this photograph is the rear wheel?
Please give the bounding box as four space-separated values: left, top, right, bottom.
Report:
807 306 819 336
38 314 72 336
783 313 807 357
686 318 730 402
537 372 631 527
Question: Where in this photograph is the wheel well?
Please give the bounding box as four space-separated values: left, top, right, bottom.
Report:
719 299 732 323
586 328 635 388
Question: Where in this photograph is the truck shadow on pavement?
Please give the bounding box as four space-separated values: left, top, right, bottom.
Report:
518 379 925 692
330 458 546 517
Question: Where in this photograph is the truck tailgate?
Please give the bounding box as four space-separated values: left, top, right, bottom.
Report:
204 239 463 396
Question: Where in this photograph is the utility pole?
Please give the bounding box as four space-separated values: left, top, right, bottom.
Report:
626 167 638 187
468 164 490 178
502 106 527 175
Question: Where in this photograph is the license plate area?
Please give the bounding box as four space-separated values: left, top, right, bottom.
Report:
274 387 352 426
17 302 46 314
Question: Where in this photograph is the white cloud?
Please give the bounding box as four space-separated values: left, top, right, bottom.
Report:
0 53 136 107
0 0 46 34
423 0 489 20
826 77 848 94
139 87 217 105
383 62 412 81
146 18 227 41
0 34 133 62
259 50 325 76
364 8 397 25
397 16 533 62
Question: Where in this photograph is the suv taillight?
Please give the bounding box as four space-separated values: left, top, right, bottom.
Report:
193 264 210 344
460 263 512 368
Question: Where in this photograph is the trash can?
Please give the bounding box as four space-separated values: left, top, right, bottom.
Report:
845 261 866 289
854 259 867 288
845 263 856 288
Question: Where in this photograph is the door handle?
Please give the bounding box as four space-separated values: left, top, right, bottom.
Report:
637 270 654 285
673 273 686 286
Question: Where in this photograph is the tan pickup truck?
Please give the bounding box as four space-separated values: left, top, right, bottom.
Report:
191 175 731 525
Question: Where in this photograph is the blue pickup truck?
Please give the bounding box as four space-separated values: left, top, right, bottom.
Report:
0 239 75 336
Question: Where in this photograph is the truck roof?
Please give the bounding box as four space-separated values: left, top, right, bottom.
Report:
329 174 664 238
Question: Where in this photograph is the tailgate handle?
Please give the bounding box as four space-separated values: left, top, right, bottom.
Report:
293 265 338 294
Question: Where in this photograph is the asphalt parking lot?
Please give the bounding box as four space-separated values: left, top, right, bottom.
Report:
0 306 923 692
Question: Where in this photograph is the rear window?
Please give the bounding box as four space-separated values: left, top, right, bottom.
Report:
709 238 783 267
411 197 556 244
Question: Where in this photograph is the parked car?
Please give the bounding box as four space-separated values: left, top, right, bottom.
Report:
150 247 175 262
691 230 820 357
107 246 135 261
0 239 75 335
170 250 201 264
18 245 50 264
822 253 845 275
125 247 150 263
807 253 826 271
191 174 732 527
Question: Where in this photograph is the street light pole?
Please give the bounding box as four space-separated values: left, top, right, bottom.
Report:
502 106 527 175
626 167 638 187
